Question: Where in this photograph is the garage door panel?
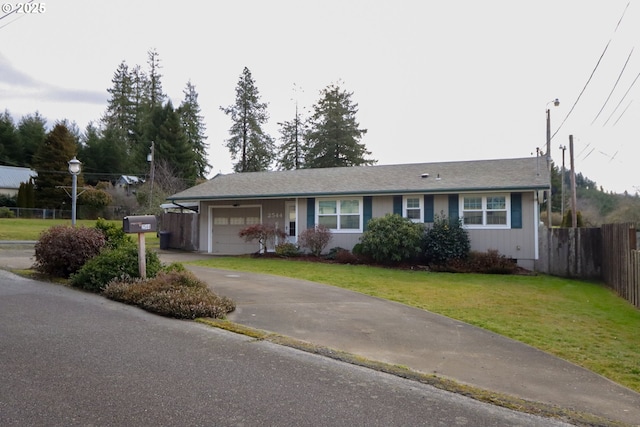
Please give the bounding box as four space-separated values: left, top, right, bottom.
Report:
212 207 261 254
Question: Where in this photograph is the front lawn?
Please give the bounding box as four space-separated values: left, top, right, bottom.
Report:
190 256 640 393
0 218 159 248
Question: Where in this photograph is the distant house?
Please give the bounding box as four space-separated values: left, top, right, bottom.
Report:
0 165 37 197
167 157 551 270
116 175 145 196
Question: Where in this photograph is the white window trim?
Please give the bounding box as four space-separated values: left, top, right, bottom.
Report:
459 194 511 229
316 197 363 233
403 195 423 223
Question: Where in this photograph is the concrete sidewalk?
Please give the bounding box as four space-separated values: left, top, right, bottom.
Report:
2 246 640 425
159 251 640 426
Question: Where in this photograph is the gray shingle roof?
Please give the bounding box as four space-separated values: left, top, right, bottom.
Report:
169 157 551 202
0 165 37 190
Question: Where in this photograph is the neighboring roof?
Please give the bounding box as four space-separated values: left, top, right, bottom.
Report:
0 165 37 190
169 157 551 202
118 175 144 185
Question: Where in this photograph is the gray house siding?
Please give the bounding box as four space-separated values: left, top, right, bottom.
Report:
195 191 539 268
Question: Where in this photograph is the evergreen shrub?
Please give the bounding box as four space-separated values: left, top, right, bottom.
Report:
360 214 424 264
423 214 470 265
70 245 161 293
34 225 106 278
275 242 299 257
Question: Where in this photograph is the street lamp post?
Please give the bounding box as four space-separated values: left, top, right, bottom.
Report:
68 157 82 226
559 144 567 223
545 98 560 228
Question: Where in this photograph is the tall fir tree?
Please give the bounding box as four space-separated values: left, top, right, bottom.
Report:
277 102 307 170
178 80 210 179
148 102 197 188
0 110 19 165
146 48 166 109
17 112 47 167
221 67 275 172
304 83 374 168
32 123 82 209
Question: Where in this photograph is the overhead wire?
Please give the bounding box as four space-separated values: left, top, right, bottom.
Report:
550 2 631 141
603 69 640 126
591 47 634 125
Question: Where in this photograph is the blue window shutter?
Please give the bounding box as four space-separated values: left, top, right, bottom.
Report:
511 193 522 229
424 195 434 222
393 195 402 215
448 194 459 223
363 196 372 230
307 198 315 228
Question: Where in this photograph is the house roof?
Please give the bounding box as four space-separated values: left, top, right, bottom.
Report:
0 165 37 190
168 157 551 202
118 175 144 185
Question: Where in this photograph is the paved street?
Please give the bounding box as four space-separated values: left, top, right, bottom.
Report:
0 270 571 426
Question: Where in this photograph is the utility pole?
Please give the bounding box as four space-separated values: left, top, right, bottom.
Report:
545 98 559 228
148 141 155 210
569 135 577 228
559 144 567 223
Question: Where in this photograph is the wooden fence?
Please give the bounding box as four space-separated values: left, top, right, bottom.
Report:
601 223 638 308
538 223 639 309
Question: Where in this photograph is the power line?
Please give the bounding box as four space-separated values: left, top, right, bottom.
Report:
551 2 631 140
591 47 634 125
603 69 640 126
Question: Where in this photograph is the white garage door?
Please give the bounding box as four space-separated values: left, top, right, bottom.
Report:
211 207 261 254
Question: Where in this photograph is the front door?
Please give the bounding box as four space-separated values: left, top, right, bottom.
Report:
284 201 297 244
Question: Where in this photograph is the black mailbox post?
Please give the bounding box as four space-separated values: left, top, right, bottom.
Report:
123 215 157 234
122 215 157 279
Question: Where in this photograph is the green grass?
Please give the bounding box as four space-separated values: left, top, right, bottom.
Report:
0 218 159 247
190 256 640 393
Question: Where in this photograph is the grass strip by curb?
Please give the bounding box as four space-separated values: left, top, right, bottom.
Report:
197 318 631 427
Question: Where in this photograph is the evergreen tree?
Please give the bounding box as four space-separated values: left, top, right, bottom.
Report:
277 102 307 170
221 67 275 172
178 80 210 179
32 123 82 209
17 112 47 167
0 110 20 165
146 48 166 109
79 122 128 185
149 102 197 187
304 83 374 168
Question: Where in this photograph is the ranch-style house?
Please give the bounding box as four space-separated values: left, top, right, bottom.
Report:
167 157 551 270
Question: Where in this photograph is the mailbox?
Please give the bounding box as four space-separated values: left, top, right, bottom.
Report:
123 215 157 234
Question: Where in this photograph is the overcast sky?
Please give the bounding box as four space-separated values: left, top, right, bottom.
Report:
1 1 638 194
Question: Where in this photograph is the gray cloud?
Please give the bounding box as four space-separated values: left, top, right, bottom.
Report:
0 53 106 105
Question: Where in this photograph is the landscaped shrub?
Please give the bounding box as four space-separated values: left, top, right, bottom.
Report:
70 245 162 293
239 223 287 254
94 217 131 249
103 270 235 319
438 250 519 274
423 214 470 265
0 207 15 218
34 225 106 278
359 214 425 264
299 225 332 256
275 242 299 257
325 247 359 264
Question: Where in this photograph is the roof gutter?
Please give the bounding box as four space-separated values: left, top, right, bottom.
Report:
168 200 199 213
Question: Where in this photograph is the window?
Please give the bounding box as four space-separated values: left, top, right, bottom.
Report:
404 196 422 222
461 195 509 228
317 198 362 232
